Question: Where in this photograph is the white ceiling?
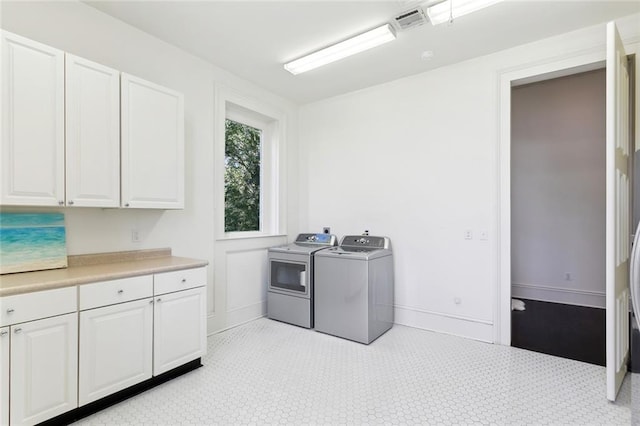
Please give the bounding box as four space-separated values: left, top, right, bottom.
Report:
85 1 640 104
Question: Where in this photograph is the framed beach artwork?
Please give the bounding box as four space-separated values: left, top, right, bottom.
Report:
0 212 68 274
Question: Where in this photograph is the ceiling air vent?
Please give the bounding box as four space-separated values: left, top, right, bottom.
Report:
393 7 428 31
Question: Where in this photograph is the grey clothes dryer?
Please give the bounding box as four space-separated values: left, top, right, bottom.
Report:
314 235 394 344
267 233 337 328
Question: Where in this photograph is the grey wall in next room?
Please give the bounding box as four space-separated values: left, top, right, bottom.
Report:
511 69 606 308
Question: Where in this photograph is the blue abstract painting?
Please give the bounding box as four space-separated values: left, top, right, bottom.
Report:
0 213 68 274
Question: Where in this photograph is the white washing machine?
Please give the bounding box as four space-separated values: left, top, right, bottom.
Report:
314 235 394 344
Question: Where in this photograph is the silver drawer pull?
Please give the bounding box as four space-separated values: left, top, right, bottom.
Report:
6 308 14 314
118 289 124 294
181 278 187 283
149 300 154 304
14 328 22 334
0 331 7 337
156 298 162 303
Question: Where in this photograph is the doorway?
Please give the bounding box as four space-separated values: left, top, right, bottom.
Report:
510 69 607 365
497 25 635 401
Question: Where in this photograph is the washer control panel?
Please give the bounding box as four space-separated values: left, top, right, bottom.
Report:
340 235 390 249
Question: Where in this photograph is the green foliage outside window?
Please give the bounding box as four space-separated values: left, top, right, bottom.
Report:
225 119 261 232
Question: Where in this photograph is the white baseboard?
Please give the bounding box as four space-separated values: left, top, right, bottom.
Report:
511 282 605 309
226 300 267 327
394 305 494 343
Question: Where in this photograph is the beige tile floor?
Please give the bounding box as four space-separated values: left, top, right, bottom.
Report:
77 317 639 425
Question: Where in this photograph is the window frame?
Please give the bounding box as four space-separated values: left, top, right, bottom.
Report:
215 85 286 240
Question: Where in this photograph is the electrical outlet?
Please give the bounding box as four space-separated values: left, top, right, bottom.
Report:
479 230 488 241
131 229 141 243
454 297 462 305
464 230 473 240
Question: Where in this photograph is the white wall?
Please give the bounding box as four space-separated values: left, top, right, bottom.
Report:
299 14 640 342
511 70 606 308
0 1 300 334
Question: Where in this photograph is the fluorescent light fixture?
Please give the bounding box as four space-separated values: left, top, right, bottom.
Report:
284 24 396 75
427 0 502 25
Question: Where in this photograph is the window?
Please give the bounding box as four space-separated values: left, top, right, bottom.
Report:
224 118 261 232
215 90 285 239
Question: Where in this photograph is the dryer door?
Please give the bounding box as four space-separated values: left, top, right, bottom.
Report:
268 254 310 297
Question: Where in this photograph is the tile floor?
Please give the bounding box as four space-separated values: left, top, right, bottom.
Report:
78 318 639 425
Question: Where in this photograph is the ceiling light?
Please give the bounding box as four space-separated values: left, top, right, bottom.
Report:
426 0 502 25
284 24 397 75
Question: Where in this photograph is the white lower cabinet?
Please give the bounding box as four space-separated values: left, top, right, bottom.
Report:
10 313 78 426
153 286 206 375
0 266 206 424
79 298 153 406
1 327 9 426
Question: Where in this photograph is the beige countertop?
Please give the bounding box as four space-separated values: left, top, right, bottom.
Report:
0 249 208 297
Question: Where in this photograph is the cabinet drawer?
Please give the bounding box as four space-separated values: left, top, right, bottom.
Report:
80 275 152 311
154 267 206 295
0 286 76 327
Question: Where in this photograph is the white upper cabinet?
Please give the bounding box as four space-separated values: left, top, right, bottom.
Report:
121 73 185 209
1 30 65 206
65 54 120 208
1 31 185 210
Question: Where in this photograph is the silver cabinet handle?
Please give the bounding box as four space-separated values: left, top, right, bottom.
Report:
0 331 8 337
117 289 124 294
58 200 64 205
149 300 154 304
14 328 22 334
124 203 130 207
156 298 162 303
6 308 14 314
181 278 187 283
68 200 74 205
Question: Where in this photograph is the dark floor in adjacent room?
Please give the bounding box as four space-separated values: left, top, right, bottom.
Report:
511 298 605 366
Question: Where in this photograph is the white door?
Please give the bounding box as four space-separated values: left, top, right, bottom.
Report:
0 327 9 426
153 287 206 375
605 21 631 402
10 313 78 426
121 73 184 209
79 298 153 406
65 54 120 208
0 30 65 207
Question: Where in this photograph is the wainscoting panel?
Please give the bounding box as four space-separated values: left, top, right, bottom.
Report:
209 236 286 334
226 249 268 313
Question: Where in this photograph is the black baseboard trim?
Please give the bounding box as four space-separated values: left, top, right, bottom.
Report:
38 359 202 426
631 315 640 373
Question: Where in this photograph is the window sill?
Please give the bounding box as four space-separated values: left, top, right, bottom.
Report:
216 232 287 242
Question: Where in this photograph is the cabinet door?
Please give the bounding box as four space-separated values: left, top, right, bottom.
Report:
121 73 184 209
65 54 120 207
153 287 206 375
1 31 65 206
10 313 77 426
0 327 8 426
79 298 153 406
